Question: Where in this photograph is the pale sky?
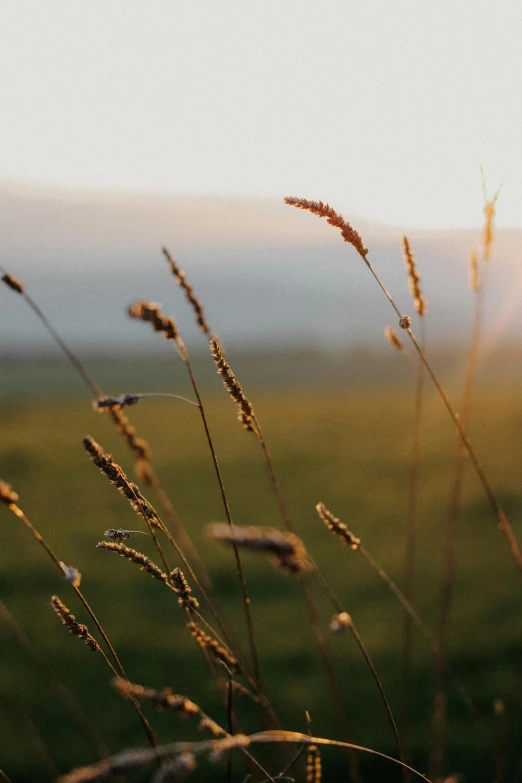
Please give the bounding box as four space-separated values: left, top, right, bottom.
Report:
1 1 522 229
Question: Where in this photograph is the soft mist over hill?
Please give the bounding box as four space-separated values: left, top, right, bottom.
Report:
1 182 521 354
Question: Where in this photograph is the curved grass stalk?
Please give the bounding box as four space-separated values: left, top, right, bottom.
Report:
0 495 157 748
174 334 262 690
250 414 362 783
431 177 500 779
283 197 522 578
0 268 221 611
402 315 426 756
316 502 491 751
59 730 434 783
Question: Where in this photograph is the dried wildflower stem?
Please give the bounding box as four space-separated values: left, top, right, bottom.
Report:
402 311 426 757
0 769 13 783
251 425 361 779
1 268 102 397
175 335 261 688
0 600 109 760
1 495 157 747
163 247 212 336
85 437 247 691
115 680 276 783
249 445 361 778
346 616 407 782
128 303 260 685
0 271 217 616
60 731 433 783
431 185 499 780
316 503 490 749
284 197 522 577
210 337 361 779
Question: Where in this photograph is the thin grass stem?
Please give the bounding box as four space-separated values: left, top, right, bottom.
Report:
1 499 158 748
402 316 426 756
284 197 522 577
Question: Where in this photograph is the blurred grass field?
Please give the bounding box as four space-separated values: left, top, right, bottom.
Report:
1 355 521 781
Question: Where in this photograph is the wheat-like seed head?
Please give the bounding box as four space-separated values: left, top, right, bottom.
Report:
170 567 199 611
162 247 211 336
209 338 254 431
51 596 100 653
106 407 151 462
306 744 322 783
284 197 368 257
187 620 241 672
96 541 168 583
2 273 24 294
384 326 404 352
113 679 200 716
469 250 479 293
0 481 19 505
402 236 426 316
84 436 160 527
207 522 313 574
128 300 179 340
316 503 360 549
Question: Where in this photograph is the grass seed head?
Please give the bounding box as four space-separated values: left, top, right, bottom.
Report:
284 197 368 257
96 541 169 583
384 326 404 352
207 522 313 574
0 481 19 505
402 236 426 316
469 250 479 293
163 246 211 336
209 338 254 431
307 745 322 783
316 503 360 549
170 567 199 610
2 273 24 294
187 620 241 672
128 300 179 340
113 679 200 716
51 596 100 653
84 436 160 527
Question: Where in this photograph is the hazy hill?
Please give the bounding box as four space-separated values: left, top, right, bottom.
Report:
1 182 521 354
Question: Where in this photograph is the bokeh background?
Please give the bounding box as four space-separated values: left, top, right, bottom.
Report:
1 2 522 781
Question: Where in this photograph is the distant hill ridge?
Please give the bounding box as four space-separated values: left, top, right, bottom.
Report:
1 181 521 352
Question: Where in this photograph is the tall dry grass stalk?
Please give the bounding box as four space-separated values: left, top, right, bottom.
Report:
209 336 363 783
114 679 276 782
284 196 522 578
401 235 427 757
316 502 491 753
162 246 213 336
0 267 222 615
128 301 262 691
430 178 502 780
58 730 434 783
0 481 158 748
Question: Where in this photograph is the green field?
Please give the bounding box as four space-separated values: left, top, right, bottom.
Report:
1 359 521 781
